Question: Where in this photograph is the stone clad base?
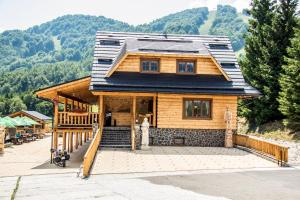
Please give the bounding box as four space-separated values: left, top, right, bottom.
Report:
148 128 227 147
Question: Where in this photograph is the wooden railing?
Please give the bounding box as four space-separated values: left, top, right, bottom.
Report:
82 127 103 177
233 134 288 165
58 112 98 126
131 123 135 151
82 103 104 177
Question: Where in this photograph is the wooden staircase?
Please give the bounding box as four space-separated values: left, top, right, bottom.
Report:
100 127 131 148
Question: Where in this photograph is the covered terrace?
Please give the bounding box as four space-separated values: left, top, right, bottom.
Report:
36 76 99 153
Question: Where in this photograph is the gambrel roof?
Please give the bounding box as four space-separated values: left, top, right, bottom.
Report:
90 31 260 96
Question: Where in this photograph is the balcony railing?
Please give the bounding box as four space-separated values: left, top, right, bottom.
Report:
58 112 98 127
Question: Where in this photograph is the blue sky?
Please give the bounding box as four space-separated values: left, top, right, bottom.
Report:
0 0 251 32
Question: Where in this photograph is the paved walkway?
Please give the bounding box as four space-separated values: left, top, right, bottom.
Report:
0 135 90 177
92 147 277 175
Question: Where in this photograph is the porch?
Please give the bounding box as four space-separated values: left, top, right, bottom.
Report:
91 147 277 175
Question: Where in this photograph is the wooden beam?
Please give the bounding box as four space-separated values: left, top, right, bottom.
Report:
36 77 91 96
64 98 67 112
53 94 59 149
80 132 83 146
62 132 66 150
92 91 156 97
57 92 90 105
210 56 231 81
153 96 157 127
131 96 136 151
75 132 78 149
98 95 104 126
70 132 73 153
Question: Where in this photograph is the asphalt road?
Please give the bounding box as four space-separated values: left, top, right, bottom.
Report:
2 168 300 199
145 169 300 200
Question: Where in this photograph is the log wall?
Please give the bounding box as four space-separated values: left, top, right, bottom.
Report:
157 94 237 129
116 55 222 75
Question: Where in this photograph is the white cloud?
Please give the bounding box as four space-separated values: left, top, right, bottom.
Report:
189 0 251 12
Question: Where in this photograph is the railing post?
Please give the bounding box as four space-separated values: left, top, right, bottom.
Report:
53 94 59 149
132 96 136 151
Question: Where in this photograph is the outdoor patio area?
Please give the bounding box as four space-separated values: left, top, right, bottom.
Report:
91 147 278 175
0 134 90 177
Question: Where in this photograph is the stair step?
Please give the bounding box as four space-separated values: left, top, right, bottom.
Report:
100 144 131 148
100 127 131 148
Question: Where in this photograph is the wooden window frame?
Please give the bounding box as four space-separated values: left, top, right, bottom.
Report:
176 59 197 74
182 98 213 120
140 58 160 73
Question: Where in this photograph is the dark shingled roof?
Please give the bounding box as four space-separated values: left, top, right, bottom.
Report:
90 31 260 96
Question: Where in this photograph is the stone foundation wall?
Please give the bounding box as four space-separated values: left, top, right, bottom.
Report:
147 128 227 147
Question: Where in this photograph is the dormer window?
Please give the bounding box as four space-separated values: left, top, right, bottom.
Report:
100 40 120 46
221 63 236 69
177 60 196 74
209 44 229 50
98 58 112 65
140 59 160 73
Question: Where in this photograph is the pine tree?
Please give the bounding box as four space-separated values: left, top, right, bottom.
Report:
240 0 277 124
240 0 298 125
278 22 300 130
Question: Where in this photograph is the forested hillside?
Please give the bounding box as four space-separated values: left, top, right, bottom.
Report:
0 6 248 116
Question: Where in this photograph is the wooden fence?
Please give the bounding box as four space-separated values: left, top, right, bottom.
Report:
82 127 102 177
233 134 288 165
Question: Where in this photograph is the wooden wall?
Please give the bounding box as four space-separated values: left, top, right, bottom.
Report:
111 112 131 126
116 55 222 75
157 94 237 129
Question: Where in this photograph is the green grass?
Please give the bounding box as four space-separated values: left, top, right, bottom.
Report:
11 176 21 200
198 11 216 35
52 36 61 51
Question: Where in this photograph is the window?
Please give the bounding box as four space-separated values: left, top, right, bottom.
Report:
209 44 229 50
183 99 212 119
221 63 236 69
98 58 112 65
100 40 120 46
177 60 196 74
140 59 160 73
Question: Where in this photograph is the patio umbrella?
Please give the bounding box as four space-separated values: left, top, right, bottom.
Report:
7 116 24 127
22 116 40 125
17 117 33 126
0 117 16 128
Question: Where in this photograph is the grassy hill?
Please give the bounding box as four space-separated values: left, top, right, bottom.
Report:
198 10 216 34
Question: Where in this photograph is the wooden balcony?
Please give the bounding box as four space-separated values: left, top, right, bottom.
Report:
58 112 99 128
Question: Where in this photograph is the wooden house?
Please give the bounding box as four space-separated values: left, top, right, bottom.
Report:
9 110 52 134
36 32 259 151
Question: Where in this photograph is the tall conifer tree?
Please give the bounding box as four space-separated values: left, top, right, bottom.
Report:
240 0 298 125
278 22 300 130
240 0 277 124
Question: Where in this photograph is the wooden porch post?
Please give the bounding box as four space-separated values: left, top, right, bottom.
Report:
64 98 67 111
132 96 136 151
80 132 83 146
153 95 157 127
53 94 59 149
67 132 70 152
99 95 103 126
62 132 66 150
83 132 86 143
75 132 78 149
70 132 73 153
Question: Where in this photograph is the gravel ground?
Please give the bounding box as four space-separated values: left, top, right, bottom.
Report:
251 136 300 166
